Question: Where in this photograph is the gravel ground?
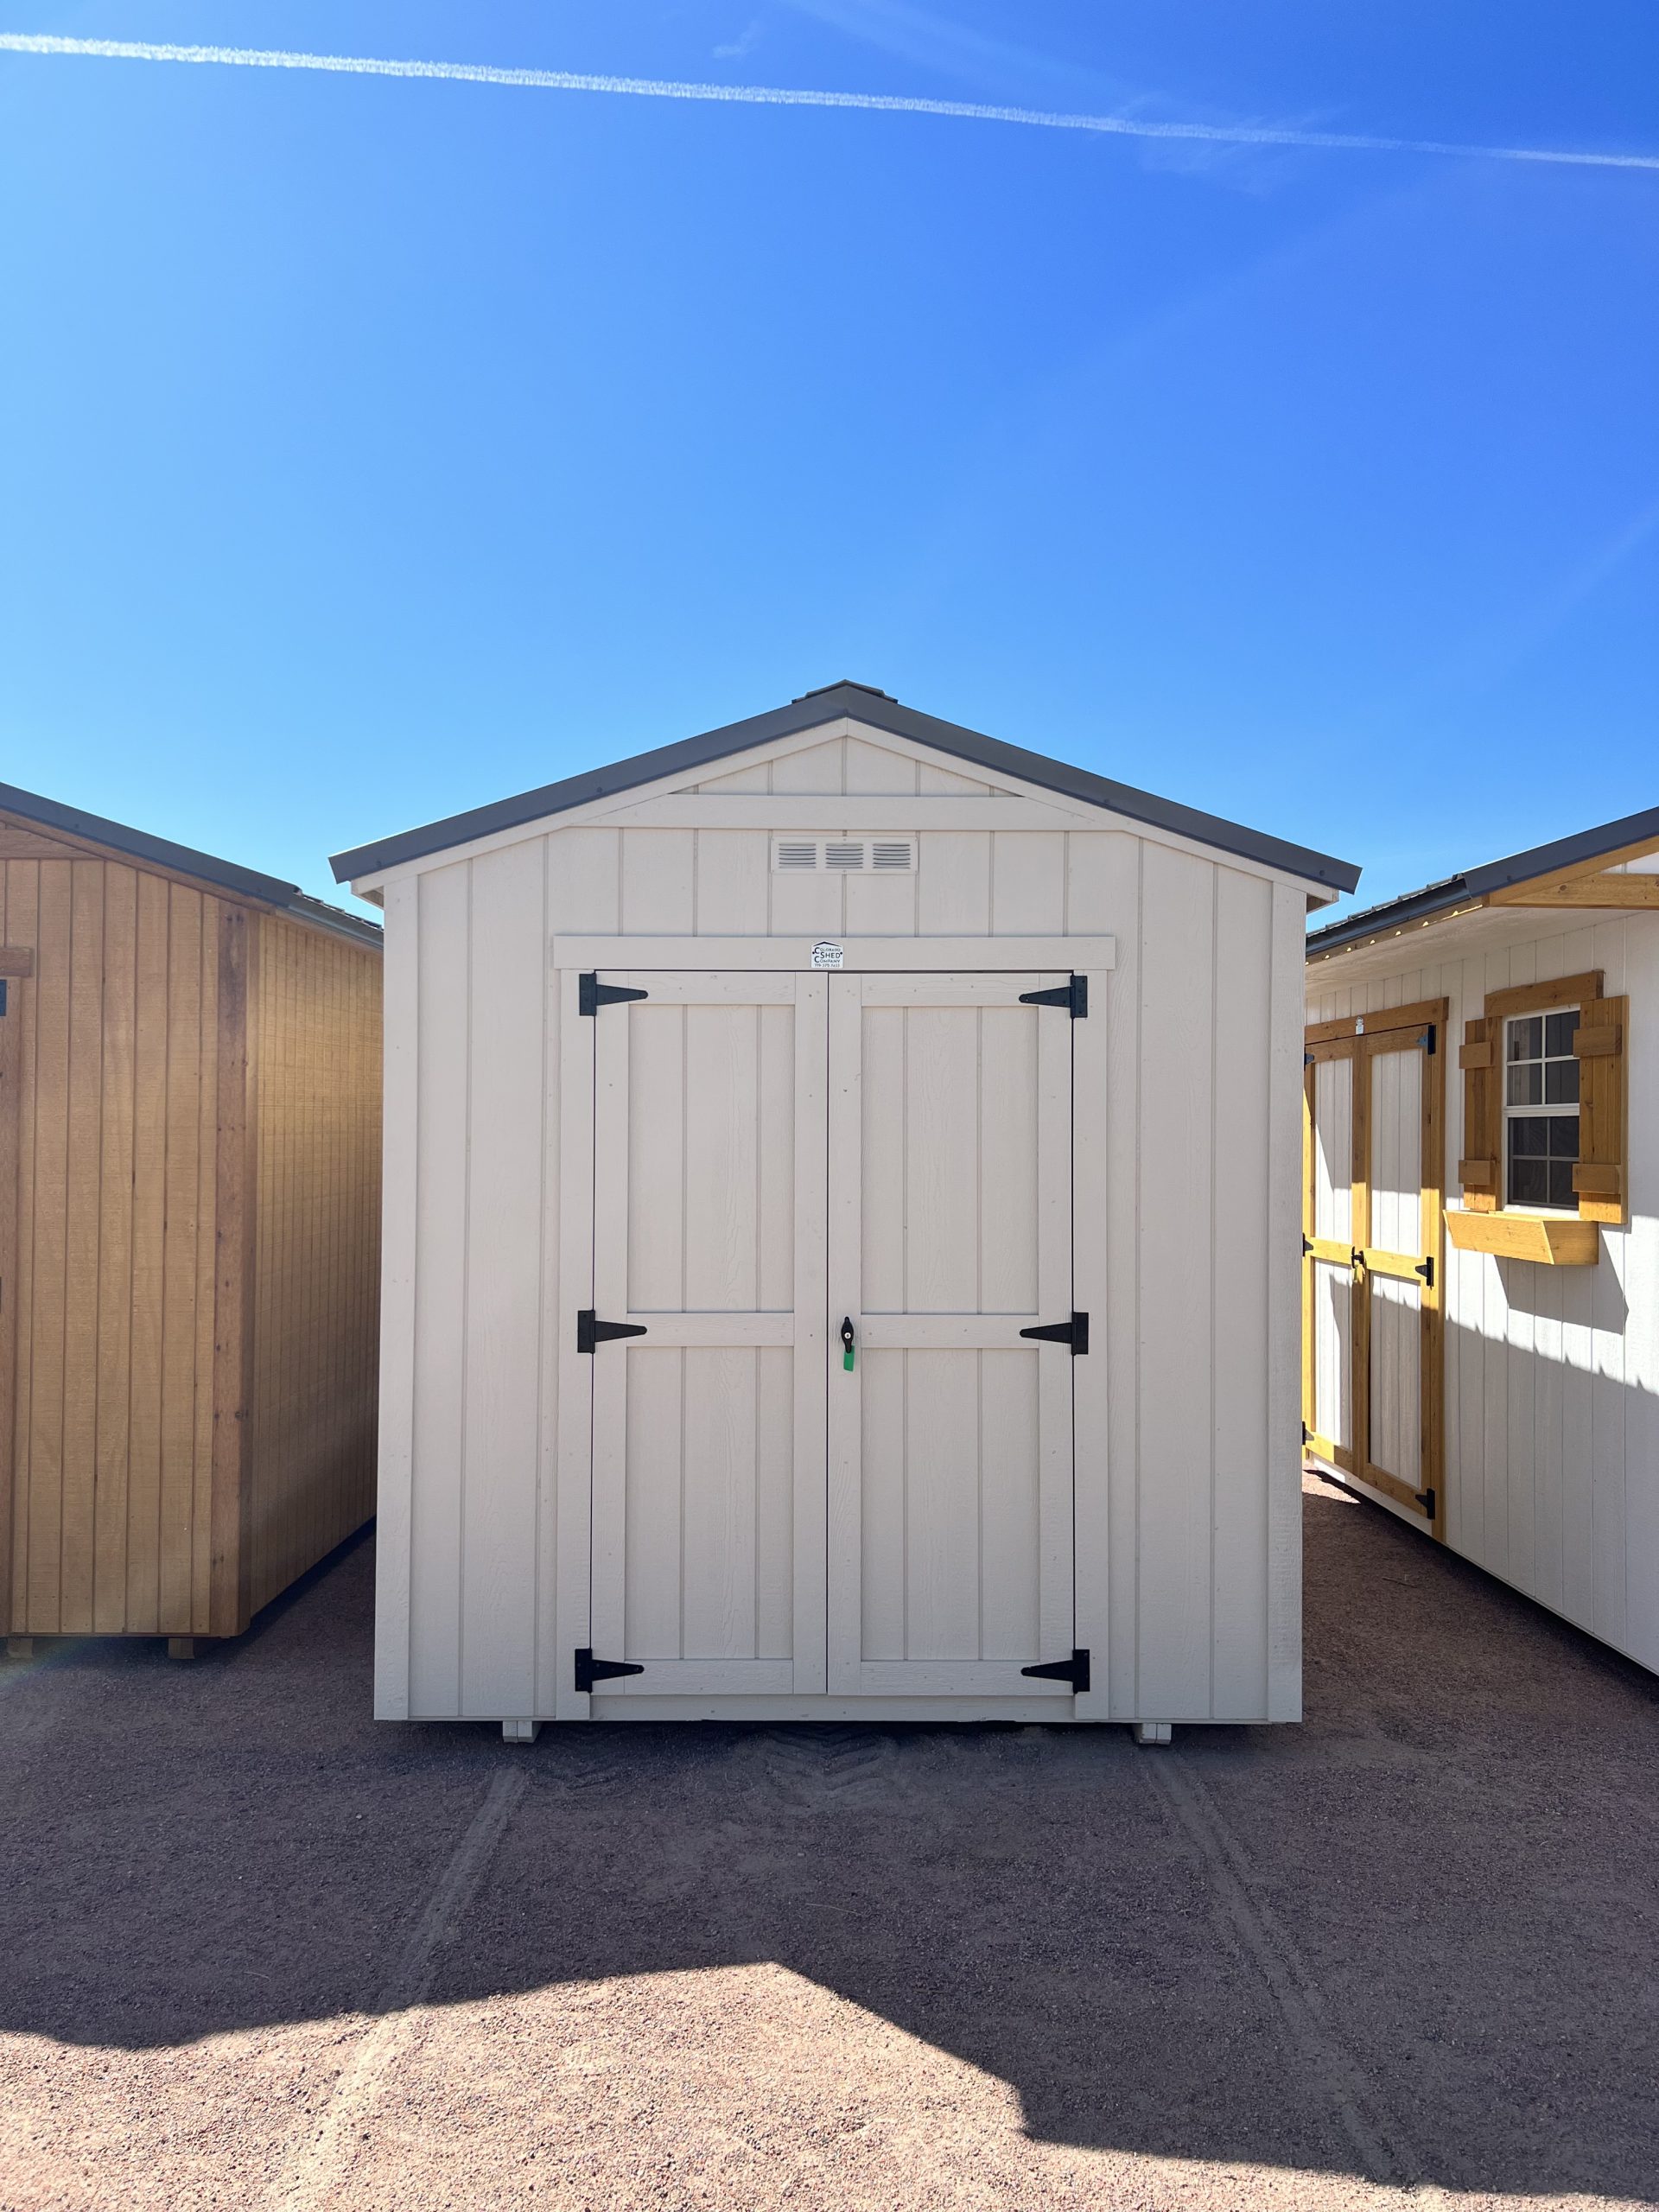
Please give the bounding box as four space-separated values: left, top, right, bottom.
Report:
2 1471 1657 2211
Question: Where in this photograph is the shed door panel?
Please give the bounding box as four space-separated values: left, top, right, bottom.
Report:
1302 1014 1442 1528
828 974 1075 1698
1360 1035 1430 1510
589 973 827 1694
1307 1052 1356 1463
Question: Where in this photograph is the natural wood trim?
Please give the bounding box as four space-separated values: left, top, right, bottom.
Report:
1445 1210 1599 1265
1485 836 1659 908
208 907 257 1637
1571 1164 1621 1197
0 950 35 979
1358 1248 1430 1285
1304 997 1445 1045
1482 970 1602 1021
551 933 1117 972
1576 994 1627 1226
1351 1039 1370 1516
1306 1435 1356 1476
1491 874 1659 909
1361 1457 1435 1522
1421 1008 1446 1538
1573 1024 1621 1058
1305 1235 1354 1267
1458 1158 1496 1186
1458 1040 1492 1070
0 979 18 1635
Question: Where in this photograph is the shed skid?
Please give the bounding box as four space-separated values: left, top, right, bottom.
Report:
341 690 1347 1726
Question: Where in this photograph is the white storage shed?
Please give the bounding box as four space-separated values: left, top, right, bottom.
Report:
333 683 1357 1737
1303 806 1659 1672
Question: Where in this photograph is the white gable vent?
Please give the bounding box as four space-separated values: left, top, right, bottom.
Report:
772 837 916 874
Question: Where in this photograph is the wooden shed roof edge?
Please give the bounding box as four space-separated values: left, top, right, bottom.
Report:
328 680 1363 894
0 781 382 947
1306 800 1659 961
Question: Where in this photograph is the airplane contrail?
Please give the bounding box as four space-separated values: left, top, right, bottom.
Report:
3 31 1656 175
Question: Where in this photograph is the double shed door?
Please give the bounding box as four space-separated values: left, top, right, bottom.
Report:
1303 1003 1446 1529
586 969 1077 1701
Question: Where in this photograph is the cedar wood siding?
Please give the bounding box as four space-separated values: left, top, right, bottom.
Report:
0 823 381 1639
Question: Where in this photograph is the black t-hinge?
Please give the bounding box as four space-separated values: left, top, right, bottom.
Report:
579 973 650 1017
1019 976 1087 1018
575 1648 645 1694
1414 1487 1437 1522
1020 1312 1089 1355
1021 1649 1090 1692
576 1310 649 1355
1414 1255 1434 1289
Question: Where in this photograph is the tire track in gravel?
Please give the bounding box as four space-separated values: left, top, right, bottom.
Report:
742 1725 906 1811
1140 1750 1451 2202
263 1765 529 2210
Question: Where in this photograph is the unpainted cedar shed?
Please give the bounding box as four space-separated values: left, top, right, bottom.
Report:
334 684 1359 1735
0 785 383 1649
1303 806 1659 1672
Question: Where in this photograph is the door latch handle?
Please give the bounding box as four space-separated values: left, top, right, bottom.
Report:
841 1316 855 1372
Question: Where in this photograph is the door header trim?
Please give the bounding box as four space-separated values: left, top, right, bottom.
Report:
552 934 1116 973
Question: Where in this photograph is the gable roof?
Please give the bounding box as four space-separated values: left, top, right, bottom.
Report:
1306 802 1659 959
328 680 1361 894
0 781 383 948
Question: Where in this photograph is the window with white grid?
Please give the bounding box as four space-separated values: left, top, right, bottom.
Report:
1503 1007 1580 1210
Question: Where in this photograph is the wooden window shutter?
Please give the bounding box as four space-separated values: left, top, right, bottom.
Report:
1574 995 1626 1224
1458 1016 1499 1209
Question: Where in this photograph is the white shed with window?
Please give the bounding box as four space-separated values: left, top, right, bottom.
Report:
1303 807 1659 1670
333 683 1355 1736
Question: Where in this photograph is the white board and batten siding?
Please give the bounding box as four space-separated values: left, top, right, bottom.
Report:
1307 900 1659 1671
362 719 1316 1726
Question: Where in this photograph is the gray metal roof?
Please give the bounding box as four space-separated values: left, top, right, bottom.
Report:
328 681 1362 893
0 781 383 948
1306 803 1659 958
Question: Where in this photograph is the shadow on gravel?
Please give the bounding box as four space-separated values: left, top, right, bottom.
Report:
3 1483 1658 2200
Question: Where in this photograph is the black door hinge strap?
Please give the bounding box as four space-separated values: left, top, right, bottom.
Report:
1019 976 1088 1018
575 1648 645 1694
1021 1649 1090 1692
1414 1487 1437 1522
579 973 649 1017
576 1309 648 1355
1020 1312 1089 1355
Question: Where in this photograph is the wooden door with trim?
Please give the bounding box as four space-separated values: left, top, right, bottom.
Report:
587 971 828 1696
1303 1003 1446 1530
827 972 1077 1700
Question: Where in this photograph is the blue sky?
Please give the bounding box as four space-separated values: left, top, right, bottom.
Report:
2 3 1656 918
